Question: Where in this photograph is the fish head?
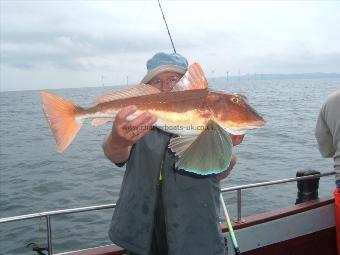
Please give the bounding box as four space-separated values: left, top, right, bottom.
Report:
208 91 266 134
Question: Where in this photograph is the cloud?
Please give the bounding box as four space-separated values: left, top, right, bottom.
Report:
1 32 172 70
1 1 179 70
1 1 340 91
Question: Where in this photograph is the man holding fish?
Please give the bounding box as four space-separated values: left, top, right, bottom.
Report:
102 53 242 175
41 52 265 255
102 52 259 255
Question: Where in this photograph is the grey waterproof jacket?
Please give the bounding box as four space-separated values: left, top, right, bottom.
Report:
108 128 227 255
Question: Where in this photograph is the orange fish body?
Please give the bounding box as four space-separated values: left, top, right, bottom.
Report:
41 63 266 175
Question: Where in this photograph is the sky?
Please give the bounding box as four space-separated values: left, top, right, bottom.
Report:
1 0 340 91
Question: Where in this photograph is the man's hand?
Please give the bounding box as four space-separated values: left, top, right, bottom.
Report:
111 105 157 148
102 105 157 164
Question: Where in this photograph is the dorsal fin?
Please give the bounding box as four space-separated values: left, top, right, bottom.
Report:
171 63 208 92
92 83 161 105
91 63 207 105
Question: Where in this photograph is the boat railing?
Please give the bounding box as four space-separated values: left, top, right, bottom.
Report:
0 171 336 255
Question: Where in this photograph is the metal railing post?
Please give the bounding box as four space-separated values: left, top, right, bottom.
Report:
46 215 53 255
237 189 242 222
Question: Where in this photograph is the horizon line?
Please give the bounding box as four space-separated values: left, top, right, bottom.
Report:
1 71 340 93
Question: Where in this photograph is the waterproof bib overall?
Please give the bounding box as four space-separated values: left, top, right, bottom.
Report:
109 128 227 255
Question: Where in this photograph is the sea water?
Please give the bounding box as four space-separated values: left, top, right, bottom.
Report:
0 78 339 254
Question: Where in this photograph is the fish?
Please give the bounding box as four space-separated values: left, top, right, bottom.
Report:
40 63 266 175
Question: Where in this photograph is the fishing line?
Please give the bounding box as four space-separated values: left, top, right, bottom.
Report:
157 0 177 53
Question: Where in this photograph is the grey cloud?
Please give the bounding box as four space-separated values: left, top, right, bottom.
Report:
1 0 243 70
1 1 179 70
1 30 173 69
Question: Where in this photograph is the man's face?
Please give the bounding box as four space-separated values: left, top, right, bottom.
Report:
148 71 183 92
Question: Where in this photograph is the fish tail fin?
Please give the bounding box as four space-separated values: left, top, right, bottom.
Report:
40 91 83 153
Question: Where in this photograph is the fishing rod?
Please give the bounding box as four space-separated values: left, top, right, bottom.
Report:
157 0 177 53
220 194 241 255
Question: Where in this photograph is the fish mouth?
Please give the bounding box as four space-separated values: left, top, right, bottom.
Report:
222 119 267 135
250 119 267 127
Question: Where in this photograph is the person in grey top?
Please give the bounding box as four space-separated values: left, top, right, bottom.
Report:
102 52 243 255
315 89 340 188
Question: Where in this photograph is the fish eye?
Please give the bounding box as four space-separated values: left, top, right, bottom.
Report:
231 96 240 104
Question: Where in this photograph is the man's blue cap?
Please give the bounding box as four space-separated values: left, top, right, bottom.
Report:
141 52 188 84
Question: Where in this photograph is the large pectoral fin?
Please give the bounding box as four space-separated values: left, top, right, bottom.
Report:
170 121 233 175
